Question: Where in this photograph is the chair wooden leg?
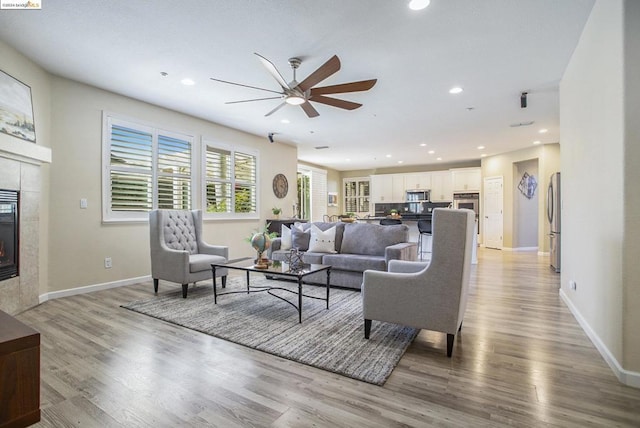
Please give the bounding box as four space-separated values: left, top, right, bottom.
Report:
153 278 159 293
182 284 188 299
222 275 227 289
364 319 372 339
447 334 455 357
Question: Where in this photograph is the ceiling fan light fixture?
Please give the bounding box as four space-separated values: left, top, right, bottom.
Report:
409 0 430 11
285 95 306 105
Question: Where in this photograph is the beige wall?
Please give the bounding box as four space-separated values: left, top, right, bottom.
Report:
46 76 297 292
560 0 640 378
481 144 559 251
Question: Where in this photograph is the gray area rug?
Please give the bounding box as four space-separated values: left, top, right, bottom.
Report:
122 276 417 385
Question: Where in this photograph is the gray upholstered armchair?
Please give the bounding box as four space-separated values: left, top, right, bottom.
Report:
361 208 476 357
149 209 228 298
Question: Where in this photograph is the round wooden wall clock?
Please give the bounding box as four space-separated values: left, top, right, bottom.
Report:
272 173 288 198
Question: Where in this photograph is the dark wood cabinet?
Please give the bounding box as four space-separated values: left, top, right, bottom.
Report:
266 219 307 236
0 310 40 428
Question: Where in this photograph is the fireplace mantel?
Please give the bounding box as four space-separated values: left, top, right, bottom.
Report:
0 138 51 165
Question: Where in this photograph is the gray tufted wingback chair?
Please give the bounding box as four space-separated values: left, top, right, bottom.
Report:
149 209 228 298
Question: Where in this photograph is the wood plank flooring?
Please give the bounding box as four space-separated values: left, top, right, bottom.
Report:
15 248 640 427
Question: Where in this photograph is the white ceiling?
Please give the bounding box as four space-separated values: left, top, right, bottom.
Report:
0 0 594 171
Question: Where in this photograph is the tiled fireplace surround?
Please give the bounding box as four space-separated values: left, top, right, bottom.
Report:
0 139 51 315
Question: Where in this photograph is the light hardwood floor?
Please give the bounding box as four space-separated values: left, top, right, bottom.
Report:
15 248 640 427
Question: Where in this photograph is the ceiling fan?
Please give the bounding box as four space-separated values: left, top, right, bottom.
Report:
210 53 377 118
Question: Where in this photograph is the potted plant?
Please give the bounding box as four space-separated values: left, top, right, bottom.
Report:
341 212 356 223
389 209 400 218
272 207 282 219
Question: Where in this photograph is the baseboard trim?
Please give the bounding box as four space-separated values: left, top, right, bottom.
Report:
560 289 640 389
503 246 539 252
39 275 152 304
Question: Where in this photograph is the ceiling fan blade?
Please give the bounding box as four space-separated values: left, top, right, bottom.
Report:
300 102 320 118
309 95 362 110
310 79 377 95
210 77 283 95
254 53 290 90
226 96 283 104
297 55 341 92
265 102 287 117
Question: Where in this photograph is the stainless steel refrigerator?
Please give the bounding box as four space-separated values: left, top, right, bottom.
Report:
547 172 561 272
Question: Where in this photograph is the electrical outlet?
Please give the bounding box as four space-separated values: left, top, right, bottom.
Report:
569 280 577 290
104 257 112 269
80 198 88 209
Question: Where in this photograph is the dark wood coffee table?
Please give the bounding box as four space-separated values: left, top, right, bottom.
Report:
211 258 331 323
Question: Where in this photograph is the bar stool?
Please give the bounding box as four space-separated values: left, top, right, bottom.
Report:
417 219 432 260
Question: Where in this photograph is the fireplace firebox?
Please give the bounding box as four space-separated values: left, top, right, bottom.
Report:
0 190 19 281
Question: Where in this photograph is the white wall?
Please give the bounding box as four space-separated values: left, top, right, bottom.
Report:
622 0 640 374
560 0 640 382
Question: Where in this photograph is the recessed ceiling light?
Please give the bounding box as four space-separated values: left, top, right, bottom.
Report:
408 0 430 10
477 145 485 150
281 119 290 124
436 157 443 161
420 143 427 147
346 158 351 162
533 140 541 145
181 78 195 86
449 87 463 94
398 160 404 164
160 72 168 77
539 128 548 134
386 154 392 158
481 154 487 157
428 150 435 155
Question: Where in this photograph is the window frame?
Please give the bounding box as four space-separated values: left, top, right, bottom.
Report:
201 138 260 220
102 112 195 223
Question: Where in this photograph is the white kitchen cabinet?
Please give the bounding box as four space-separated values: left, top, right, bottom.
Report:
451 168 481 192
404 172 431 190
370 174 406 203
430 171 453 202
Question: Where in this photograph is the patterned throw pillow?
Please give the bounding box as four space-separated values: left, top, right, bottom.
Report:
308 224 337 253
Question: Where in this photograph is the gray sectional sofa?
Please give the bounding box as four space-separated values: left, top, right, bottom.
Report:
267 221 417 289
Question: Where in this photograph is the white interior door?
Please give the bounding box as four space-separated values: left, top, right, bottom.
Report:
483 176 503 249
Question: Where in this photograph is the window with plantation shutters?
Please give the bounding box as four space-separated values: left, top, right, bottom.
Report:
204 140 258 217
103 114 193 221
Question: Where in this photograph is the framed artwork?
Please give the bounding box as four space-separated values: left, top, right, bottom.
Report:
0 69 36 143
328 192 338 207
518 172 537 199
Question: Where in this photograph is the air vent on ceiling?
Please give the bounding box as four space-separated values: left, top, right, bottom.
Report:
315 146 330 150
510 121 534 128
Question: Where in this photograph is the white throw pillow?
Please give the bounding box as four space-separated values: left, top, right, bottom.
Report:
281 224 292 250
308 224 337 253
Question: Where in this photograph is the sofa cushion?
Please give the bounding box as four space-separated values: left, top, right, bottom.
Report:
281 224 292 250
322 253 387 272
189 253 227 273
308 224 337 253
302 252 326 264
340 223 409 256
